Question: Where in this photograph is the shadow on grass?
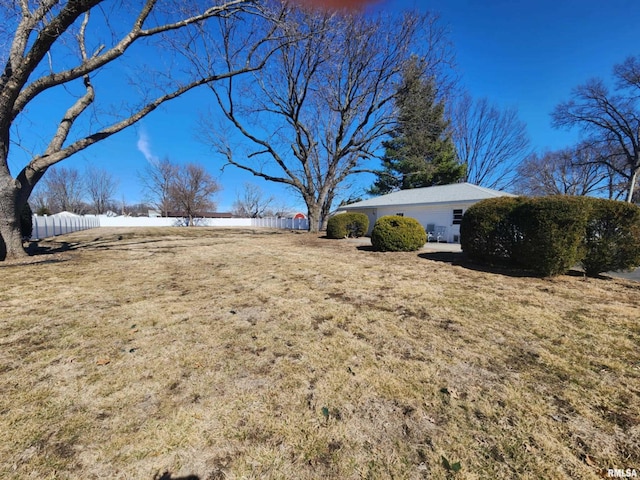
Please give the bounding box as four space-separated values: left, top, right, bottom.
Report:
25 228 294 259
419 251 640 282
418 250 545 279
25 237 175 257
154 473 200 480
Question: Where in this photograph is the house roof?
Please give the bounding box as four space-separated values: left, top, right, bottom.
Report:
340 183 515 209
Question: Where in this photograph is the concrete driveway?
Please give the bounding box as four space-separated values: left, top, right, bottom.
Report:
607 268 640 282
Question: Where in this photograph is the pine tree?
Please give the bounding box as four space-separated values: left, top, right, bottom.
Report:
369 57 465 195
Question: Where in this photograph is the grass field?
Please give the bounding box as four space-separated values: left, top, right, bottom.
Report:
1 227 638 479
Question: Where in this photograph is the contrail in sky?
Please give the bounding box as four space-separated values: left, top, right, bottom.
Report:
136 129 158 165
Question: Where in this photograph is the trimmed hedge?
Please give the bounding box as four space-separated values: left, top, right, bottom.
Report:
581 198 640 276
326 212 369 239
513 196 590 276
460 196 524 265
461 195 640 277
371 215 427 252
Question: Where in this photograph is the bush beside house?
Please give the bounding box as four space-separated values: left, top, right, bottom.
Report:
327 212 369 239
581 198 640 276
512 196 590 276
371 215 427 252
461 196 640 277
459 196 524 265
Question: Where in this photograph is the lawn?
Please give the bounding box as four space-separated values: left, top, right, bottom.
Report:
1 227 638 479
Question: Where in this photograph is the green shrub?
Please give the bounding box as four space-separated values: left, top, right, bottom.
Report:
20 203 33 240
326 212 369 239
461 196 595 276
460 196 524 265
371 215 427 252
581 198 640 276
511 196 589 276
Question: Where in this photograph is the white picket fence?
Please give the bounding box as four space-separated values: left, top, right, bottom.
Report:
30 214 311 240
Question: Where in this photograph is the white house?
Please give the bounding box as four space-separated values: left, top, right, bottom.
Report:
338 183 515 243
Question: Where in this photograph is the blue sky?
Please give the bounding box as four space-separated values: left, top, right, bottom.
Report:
15 0 640 213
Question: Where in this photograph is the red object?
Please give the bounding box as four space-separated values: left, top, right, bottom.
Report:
293 213 306 219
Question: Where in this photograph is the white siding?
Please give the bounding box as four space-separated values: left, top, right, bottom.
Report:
351 202 474 243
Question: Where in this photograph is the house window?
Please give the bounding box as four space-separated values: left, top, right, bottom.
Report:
453 209 463 225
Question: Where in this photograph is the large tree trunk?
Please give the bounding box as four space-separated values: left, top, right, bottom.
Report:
320 188 335 232
0 178 27 261
306 202 321 233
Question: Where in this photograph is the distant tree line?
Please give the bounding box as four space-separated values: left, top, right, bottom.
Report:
31 166 119 216
139 158 221 226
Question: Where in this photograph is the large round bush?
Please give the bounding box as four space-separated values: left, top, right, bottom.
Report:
581 198 640 276
371 215 427 252
326 212 369 239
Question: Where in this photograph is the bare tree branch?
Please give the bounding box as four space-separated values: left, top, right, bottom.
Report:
514 143 623 198
552 59 640 202
86 165 117 214
232 182 274 217
451 92 531 190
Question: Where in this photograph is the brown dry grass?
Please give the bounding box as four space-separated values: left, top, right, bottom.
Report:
1 227 638 479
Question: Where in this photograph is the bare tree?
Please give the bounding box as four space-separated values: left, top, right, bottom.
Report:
42 166 86 214
29 187 51 216
139 157 180 217
86 166 118 214
122 202 152 217
451 93 531 190
169 163 220 226
552 55 640 203
514 144 619 197
0 0 283 260
205 6 454 231
269 201 296 218
232 182 274 218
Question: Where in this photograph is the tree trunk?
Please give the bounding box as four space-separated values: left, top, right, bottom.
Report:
320 214 330 232
306 202 321 233
320 188 335 232
0 179 27 261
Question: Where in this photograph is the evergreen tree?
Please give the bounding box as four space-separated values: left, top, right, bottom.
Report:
369 57 465 195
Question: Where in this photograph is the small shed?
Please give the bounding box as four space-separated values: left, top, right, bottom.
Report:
338 182 515 243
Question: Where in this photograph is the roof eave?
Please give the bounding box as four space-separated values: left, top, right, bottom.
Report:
341 197 510 210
